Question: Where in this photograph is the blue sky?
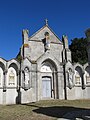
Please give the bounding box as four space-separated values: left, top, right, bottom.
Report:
0 0 90 60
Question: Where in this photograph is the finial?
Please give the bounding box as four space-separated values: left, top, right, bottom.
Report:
45 18 48 26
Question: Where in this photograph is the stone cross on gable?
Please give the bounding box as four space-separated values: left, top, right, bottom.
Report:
45 19 48 25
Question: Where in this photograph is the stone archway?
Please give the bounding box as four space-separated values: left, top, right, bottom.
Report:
0 67 3 87
6 63 19 104
84 66 90 85
40 60 58 99
75 66 82 85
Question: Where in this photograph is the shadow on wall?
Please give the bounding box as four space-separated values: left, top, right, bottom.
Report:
24 104 90 119
16 91 21 104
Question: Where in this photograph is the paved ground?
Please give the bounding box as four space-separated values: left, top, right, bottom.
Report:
58 110 90 120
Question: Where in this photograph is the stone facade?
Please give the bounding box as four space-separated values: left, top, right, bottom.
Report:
0 22 90 104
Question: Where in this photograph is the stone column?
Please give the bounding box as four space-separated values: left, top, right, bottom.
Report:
16 70 21 104
82 72 86 89
21 70 24 89
3 69 7 91
58 67 65 99
29 70 31 88
31 63 37 101
54 71 57 99
17 70 20 90
3 69 7 104
52 70 55 99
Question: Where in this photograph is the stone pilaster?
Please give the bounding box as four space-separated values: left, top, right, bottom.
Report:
3 69 7 91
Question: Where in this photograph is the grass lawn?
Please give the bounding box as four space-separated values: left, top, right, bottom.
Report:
0 100 90 120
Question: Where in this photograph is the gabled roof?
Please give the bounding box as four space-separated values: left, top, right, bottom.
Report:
29 24 62 44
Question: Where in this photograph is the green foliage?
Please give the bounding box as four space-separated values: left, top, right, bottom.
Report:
69 38 88 65
16 52 22 63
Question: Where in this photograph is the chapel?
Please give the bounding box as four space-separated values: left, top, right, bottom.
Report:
0 20 90 104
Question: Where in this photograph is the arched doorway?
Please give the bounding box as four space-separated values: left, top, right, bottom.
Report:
40 60 58 99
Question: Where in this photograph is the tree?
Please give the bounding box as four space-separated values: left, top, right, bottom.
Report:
16 51 23 63
69 37 88 65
